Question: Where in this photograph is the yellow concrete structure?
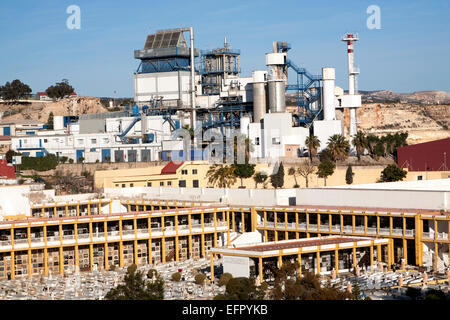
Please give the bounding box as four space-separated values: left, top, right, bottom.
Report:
210 236 391 283
0 198 449 280
0 205 229 279
94 161 450 190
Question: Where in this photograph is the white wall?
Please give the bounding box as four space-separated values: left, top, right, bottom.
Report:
223 255 250 278
296 188 450 211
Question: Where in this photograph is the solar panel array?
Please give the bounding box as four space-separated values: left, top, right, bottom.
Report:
144 31 187 50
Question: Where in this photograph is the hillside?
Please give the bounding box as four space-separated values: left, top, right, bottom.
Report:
356 103 450 144
361 90 450 105
0 97 108 123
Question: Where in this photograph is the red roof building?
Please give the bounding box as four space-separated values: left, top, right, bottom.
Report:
397 138 450 171
0 159 15 179
160 161 185 175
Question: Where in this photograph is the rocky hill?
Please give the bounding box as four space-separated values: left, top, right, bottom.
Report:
356 102 450 144
361 90 450 105
0 97 108 123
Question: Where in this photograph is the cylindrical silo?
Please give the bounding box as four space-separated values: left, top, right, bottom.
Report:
252 70 267 123
322 67 336 121
268 79 286 113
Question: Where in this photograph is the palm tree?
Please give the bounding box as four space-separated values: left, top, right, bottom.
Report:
206 164 237 188
352 131 367 161
305 135 321 161
288 167 299 187
327 134 350 162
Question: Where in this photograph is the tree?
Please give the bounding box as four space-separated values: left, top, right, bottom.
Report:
351 282 362 300
297 162 315 188
105 264 164 300
194 273 206 285
218 273 233 286
171 272 181 282
206 164 237 188
217 277 266 300
379 164 407 182
317 158 336 186
305 135 321 161
45 79 74 100
0 80 32 102
424 289 447 300
253 172 268 189
327 134 350 162
270 162 284 189
288 167 299 187
352 131 367 160
233 163 255 187
271 265 351 300
46 112 54 130
345 165 354 185
405 287 422 300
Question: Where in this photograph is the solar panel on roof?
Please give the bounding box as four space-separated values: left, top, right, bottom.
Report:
142 30 188 49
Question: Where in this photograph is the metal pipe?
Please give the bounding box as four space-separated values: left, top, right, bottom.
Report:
189 27 196 130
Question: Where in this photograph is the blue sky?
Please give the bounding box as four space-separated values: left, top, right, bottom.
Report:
0 0 449 97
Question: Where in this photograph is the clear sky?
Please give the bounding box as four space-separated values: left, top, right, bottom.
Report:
0 0 449 97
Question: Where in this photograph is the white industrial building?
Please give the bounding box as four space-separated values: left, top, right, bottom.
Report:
6 28 363 163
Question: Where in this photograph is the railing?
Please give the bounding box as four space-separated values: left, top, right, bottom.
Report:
286 223 297 230
165 226 175 232
308 224 318 231
14 239 28 245
92 232 105 239
136 229 149 235
392 229 403 236
354 226 365 233
151 227 162 233
78 233 90 239
367 227 377 235
204 222 214 228
31 237 45 243
122 229 135 236
107 231 120 237
342 225 353 233
331 225 341 232
405 229 415 237
422 232 433 239
178 225 190 231
217 221 228 227
265 222 275 228
0 240 11 247
298 223 307 230
63 235 75 240
437 232 448 240
379 228 390 235
46 236 60 242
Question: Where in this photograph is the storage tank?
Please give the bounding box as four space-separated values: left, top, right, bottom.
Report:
322 67 336 121
252 70 267 123
268 79 286 113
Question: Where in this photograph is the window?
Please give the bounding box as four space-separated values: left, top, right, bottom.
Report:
179 180 186 188
160 182 164 186
147 182 152 187
167 181 172 186
77 139 84 145
130 183 134 187
122 184 125 188
115 184 119 187
417 176 423 180
192 169 198 175
272 137 280 145
255 137 260 146
91 139 97 144
193 180 199 188
44 139 48 143
181 169 188 175
103 138 109 144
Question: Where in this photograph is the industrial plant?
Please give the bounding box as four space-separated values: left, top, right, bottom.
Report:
3 27 362 163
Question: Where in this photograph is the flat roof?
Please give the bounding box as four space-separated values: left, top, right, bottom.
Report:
212 236 389 257
237 237 370 252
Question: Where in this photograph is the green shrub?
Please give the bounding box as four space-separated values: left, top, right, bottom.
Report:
218 273 233 286
147 269 158 279
109 265 116 271
194 273 206 285
127 264 137 274
20 154 59 171
172 272 182 282
69 159 74 164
